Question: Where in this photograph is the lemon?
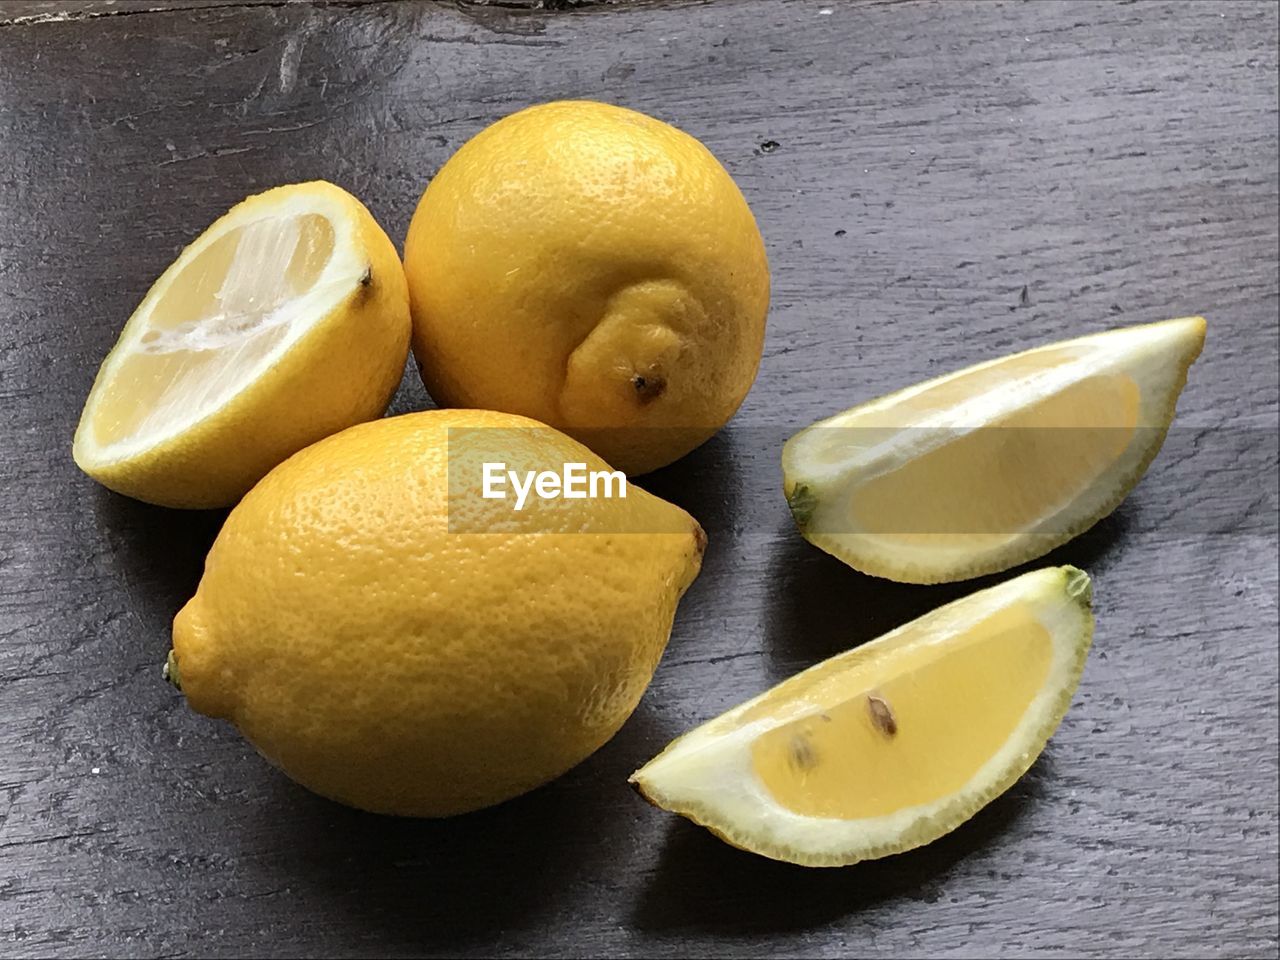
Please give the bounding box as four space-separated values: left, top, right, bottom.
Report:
402 100 770 476
630 566 1093 867
169 409 705 817
783 317 1206 583
73 181 410 508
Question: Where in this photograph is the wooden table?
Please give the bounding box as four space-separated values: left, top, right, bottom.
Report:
2 1 1276 956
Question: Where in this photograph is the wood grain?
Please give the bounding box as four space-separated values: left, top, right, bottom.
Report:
1 1 1276 957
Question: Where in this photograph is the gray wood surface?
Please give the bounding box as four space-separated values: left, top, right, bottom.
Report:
1 0 1277 957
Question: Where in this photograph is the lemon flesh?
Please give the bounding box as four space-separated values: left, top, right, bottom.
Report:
783 317 1206 583
87 213 336 450
73 181 409 508
630 566 1093 867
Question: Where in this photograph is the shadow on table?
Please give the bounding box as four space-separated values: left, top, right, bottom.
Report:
637 426 748 538
632 749 1057 934
250 702 675 951
96 486 225 613
763 503 1133 676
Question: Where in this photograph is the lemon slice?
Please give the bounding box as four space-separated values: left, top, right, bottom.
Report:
630 565 1093 867
782 316 1205 583
73 181 409 509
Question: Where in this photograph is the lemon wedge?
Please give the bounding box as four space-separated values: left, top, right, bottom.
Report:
73 181 409 508
630 565 1093 867
782 316 1205 583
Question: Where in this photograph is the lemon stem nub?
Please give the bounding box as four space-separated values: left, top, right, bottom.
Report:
1064 566 1092 605
631 373 666 404
163 650 182 691
787 484 818 528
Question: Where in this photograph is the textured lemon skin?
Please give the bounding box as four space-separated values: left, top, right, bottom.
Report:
403 101 770 475
73 181 410 509
172 409 705 817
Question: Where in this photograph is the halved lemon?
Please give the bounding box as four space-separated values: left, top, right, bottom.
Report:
630 565 1093 867
782 317 1205 583
73 181 410 508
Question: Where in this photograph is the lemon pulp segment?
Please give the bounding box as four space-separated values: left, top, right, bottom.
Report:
850 372 1140 544
85 211 346 455
749 602 1051 819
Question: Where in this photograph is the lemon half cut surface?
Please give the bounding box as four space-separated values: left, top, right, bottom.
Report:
630 566 1094 867
782 317 1205 583
73 181 410 508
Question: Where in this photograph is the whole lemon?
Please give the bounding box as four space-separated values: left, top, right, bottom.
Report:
403 101 770 475
169 409 705 816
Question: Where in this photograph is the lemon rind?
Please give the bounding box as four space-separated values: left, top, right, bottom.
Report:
629 566 1094 867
